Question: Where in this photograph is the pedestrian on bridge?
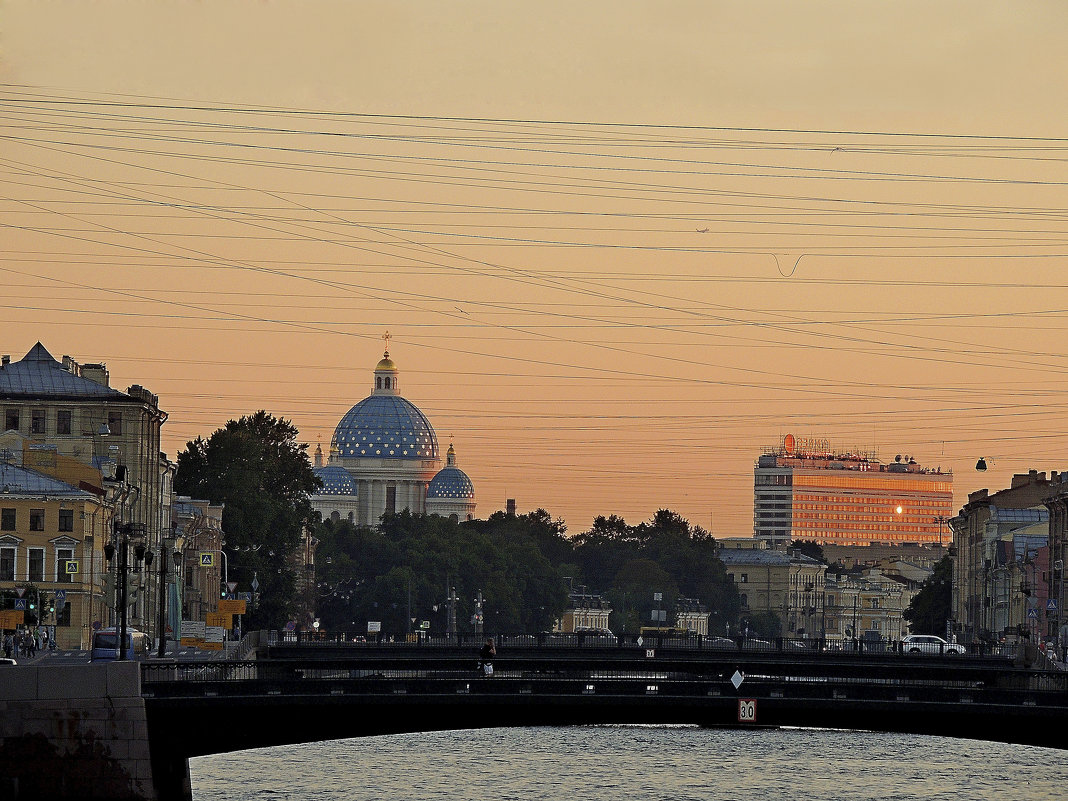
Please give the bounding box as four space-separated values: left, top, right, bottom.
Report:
478 637 496 676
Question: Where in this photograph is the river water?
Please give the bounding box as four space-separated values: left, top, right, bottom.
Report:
190 725 1067 801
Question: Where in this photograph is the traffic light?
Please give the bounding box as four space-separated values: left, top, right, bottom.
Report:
221 582 228 600
47 597 55 615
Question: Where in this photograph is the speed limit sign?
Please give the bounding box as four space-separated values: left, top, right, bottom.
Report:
738 698 757 723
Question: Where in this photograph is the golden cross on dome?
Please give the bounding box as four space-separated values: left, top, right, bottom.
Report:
382 330 392 356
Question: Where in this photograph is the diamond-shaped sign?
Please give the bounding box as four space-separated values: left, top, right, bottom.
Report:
731 670 745 689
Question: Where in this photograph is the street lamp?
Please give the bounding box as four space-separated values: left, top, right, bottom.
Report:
102 474 140 661
1055 560 1065 660
156 527 186 658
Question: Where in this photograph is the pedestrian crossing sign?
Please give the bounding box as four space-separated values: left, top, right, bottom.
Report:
200 552 214 567
65 560 79 575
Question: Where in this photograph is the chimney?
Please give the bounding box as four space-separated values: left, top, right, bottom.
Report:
506 498 516 516
1 355 9 366
80 363 110 387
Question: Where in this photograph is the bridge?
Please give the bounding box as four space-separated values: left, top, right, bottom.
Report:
3 633 1066 801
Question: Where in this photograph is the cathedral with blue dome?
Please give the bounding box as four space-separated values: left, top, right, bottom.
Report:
310 338 477 526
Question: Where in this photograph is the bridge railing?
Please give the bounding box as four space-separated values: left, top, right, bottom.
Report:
269 629 1017 659
140 653 1068 698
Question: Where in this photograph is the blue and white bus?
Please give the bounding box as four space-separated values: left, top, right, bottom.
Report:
90 628 150 662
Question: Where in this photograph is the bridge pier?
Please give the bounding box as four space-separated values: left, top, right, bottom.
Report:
0 662 177 801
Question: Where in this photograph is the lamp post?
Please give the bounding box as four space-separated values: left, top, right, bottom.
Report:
1055 559 1065 660
102 474 140 661
156 528 186 658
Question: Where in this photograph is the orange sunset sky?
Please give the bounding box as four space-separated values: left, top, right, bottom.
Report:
3 2 1068 535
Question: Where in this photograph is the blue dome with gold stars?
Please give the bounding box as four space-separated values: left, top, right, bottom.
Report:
427 444 474 499
332 344 440 460
313 465 358 496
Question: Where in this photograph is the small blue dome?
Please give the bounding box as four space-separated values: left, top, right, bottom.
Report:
427 466 475 499
313 465 358 496
333 395 439 460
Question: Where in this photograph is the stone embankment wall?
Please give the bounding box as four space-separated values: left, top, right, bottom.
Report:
0 662 156 800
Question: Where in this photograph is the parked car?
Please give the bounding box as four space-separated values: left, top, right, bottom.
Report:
901 634 964 655
707 636 738 650
0 657 17 666
740 638 774 651
574 628 617 644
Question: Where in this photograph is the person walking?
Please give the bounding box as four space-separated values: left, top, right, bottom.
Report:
478 637 496 676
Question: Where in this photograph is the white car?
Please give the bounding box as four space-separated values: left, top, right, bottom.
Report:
901 634 964 655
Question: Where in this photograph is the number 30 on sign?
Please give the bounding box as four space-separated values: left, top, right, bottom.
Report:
738 698 757 723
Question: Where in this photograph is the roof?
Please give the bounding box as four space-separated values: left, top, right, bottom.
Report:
333 395 439 460
312 465 358 497
0 343 127 400
427 445 474 499
0 461 96 499
718 548 824 567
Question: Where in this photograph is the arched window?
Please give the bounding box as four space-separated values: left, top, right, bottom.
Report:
376 377 382 389
384 377 391 389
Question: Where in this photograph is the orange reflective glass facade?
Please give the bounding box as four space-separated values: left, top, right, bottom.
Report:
754 446 954 547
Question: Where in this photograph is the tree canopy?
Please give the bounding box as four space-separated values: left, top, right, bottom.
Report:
314 510 568 634
903 554 953 635
174 410 319 629
312 507 740 637
571 509 738 635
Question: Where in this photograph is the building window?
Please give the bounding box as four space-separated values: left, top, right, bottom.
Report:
386 486 397 514
107 411 122 435
740 593 748 608
28 548 44 582
56 548 74 583
739 573 748 584
58 509 74 532
870 598 880 609
0 547 14 581
56 410 72 435
29 509 45 531
376 377 382 389
30 409 46 434
1 508 14 531
4 409 19 431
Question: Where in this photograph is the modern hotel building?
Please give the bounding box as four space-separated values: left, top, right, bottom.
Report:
754 434 954 547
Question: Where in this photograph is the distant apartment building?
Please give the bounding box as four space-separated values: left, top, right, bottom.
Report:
719 547 826 637
954 469 1056 645
1 343 169 644
556 589 611 633
675 597 710 636
754 434 953 548
823 568 911 644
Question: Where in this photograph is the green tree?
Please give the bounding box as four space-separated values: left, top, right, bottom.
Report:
573 510 739 635
903 554 953 635
175 411 319 630
313 511 568 635
790 540 826 564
